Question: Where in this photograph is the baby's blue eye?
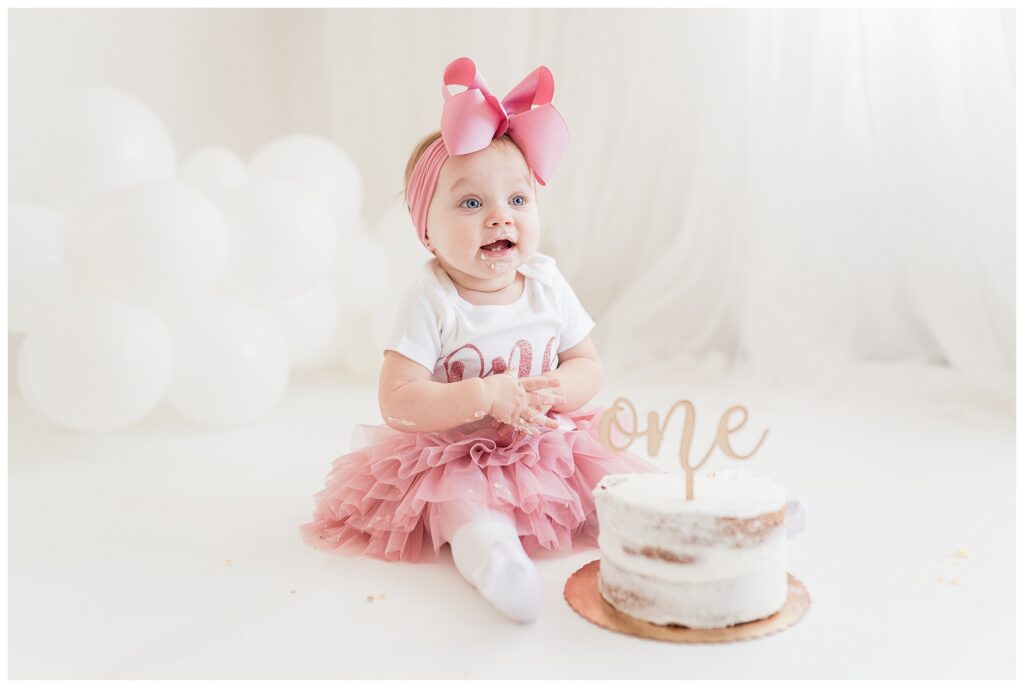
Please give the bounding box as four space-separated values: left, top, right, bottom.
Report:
511 195 527 206
461 198 482 209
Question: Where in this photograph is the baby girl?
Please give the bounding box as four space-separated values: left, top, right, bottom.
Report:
302 58 661 624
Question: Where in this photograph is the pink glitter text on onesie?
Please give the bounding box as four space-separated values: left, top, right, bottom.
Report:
444 336 557 383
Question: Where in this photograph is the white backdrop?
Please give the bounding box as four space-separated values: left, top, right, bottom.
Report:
321 8 1015 386
9 8 1016 387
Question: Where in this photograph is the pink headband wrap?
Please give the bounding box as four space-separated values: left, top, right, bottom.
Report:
406 57 570 251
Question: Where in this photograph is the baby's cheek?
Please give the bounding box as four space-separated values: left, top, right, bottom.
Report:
517 234 540 257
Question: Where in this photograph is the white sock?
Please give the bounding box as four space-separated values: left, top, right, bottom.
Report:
449 515 540 624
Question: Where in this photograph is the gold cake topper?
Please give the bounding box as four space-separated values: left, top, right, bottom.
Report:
597 398 769 500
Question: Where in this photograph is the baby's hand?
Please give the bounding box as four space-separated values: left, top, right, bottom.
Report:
491 399 556 439
483 365 566 435
525 372 561 425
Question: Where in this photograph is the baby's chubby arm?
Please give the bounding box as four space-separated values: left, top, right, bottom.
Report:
379 351 487 431
378 351 566 433
543 336 603 414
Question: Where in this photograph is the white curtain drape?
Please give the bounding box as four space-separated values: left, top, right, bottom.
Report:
322 8 1014 386
9 9 1014 389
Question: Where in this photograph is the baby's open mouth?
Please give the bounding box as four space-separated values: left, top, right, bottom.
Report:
480 239 516 254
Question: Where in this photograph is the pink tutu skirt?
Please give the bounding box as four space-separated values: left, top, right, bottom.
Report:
301 405 664 564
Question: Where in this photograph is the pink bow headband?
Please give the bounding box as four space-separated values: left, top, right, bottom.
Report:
406 57 570 251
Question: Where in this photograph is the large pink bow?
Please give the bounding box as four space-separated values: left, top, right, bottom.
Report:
439 57 568 185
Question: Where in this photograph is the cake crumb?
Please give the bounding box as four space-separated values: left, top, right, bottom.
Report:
386 416 417 427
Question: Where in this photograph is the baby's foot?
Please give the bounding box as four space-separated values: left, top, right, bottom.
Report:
477 540 541 624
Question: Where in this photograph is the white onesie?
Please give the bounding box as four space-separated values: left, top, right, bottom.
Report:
384 252 595 385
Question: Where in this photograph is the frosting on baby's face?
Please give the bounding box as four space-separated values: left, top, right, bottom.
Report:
425 140 540 291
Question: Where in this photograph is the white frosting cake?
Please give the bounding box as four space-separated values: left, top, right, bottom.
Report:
592 468 788 629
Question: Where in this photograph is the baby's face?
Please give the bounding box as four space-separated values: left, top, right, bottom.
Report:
426 140 539 283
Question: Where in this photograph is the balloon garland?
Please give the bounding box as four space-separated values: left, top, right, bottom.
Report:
11 87 406 431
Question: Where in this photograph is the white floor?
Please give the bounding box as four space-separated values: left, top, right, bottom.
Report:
7 362 1015 679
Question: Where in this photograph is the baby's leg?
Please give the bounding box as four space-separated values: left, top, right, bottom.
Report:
438 503 540 624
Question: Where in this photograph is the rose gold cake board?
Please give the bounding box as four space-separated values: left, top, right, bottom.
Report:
564 559 811 643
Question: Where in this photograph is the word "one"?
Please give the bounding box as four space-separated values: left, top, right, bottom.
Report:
597 397 769 500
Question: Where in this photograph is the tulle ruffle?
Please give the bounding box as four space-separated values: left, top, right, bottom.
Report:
300 405 664 563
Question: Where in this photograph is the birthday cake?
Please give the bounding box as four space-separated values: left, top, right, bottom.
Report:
592 468 789 629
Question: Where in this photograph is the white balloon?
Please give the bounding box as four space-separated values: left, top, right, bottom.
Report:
180 145 249 199
339 313 382 381
10 93 47 204
9 332 25 408
311 228 397 371
219 180 338 300
267 279 339 370
165 299 289 426
339 296 405 380
372 199 432 281
298 323 347 371
8 205 71 332
66 181 228 308
35 87 176 211
331 231 394 315
372 292 403 347
16 301 174 432
249 134 363 226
